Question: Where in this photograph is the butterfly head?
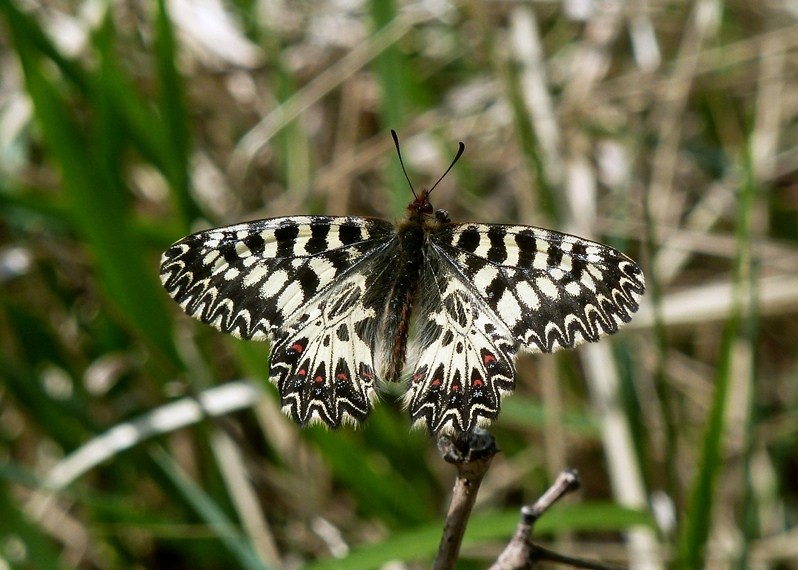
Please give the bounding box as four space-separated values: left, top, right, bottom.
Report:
408 189 434 216
406 190 451 224
391 129 463 226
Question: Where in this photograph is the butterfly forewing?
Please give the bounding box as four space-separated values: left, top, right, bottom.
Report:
436 224 644 350
160 216 394 337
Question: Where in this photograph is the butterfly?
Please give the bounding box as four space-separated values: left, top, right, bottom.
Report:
160 131 645 434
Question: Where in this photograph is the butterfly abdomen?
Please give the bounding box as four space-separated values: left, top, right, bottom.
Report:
375 217 430 382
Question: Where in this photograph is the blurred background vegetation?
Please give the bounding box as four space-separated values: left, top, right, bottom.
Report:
1 0 797 568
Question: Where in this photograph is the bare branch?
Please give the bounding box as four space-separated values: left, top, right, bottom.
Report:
433 428 500 570
490 470 626 570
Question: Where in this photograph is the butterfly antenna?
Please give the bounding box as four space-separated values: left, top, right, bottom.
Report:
391 129 417 199
428 139 465 197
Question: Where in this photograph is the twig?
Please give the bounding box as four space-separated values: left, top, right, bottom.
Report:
433 428 500 570
490 469 626 570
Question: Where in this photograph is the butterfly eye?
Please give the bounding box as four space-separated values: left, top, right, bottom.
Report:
417 197 434 216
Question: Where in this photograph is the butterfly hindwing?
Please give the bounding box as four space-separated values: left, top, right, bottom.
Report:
269 272 380 426
406 262 517 432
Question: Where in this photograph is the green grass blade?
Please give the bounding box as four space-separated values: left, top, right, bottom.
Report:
307 428 434 526
676 140 758 567
155 0 200 227
0 479 69 570
6 10 182 372
0 2 90 92
151 446 272 570
305 503 653 570
369 0 409 216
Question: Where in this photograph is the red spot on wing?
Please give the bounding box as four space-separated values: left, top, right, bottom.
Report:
412 365 428 383
290 343 304 353
483 352 496 366
472 377 484 388
359 363 374 381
